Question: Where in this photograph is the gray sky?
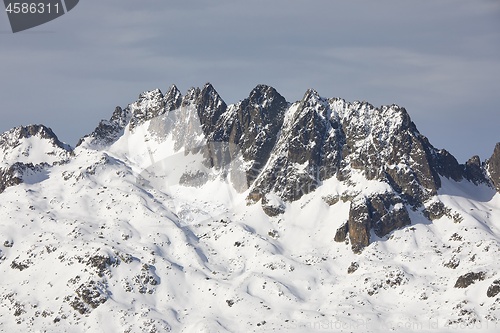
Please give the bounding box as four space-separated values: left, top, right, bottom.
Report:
1 0 499 162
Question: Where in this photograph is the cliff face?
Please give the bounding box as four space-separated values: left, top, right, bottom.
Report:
487 143 500 191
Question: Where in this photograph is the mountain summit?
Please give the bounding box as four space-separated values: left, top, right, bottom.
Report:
0 124 72 193
1 84 499 332
74 83 499 252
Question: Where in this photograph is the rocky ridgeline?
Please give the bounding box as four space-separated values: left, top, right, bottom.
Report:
2 84 499 253
487 143 500 191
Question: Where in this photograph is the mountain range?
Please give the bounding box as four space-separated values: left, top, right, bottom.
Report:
1 83 499 332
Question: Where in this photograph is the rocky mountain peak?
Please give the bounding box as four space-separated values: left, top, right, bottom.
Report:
301 88 326 105
181 86 200 106
0 124 72 194
196 83 227 136
109 106 131 127
137 88 163 101
164 84 182 111
249 89 344 202
201 82 217 95
19 124 55 139
77 106 132 148
465 155 489 185
487 142 500 191
248 84 280 103
214 84 288 185
243 84 287 116
0 124 71 163
0 124 70 151
128 89 166 131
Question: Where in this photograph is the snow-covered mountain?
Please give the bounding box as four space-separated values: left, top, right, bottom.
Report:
1 83 499 332
0 125 72 194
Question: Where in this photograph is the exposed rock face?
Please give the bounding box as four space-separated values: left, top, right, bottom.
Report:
334 222 348 243
164 84 183 111
423 201 451 221
369 194 411 238
465 155 488 185
347 198 372 254
77 106 131 147
215 85 288 184
487 143 500 191
454 272 486 288
129 89 167 131
0 164 23 193
433 149 463 182
1 125 54 146
487 280 500 298
261 194 286 217
342 194 411 253
250 90 344 201
1 162 51 194
335 103 460 207
194 83 228 137
443 256 460 269
347 262 359 274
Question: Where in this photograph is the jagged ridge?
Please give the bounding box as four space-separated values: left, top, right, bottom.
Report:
2 84 499 253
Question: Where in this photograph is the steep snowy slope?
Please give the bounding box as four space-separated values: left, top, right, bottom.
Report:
1 84 499 332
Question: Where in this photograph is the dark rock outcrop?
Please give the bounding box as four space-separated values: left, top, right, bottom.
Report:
217 85 288 184
77 106 131 147
346 194 411 253
487 143 500 192
433 149 463 182
3 162 48 185
347 262 359 274
70 280 108 314
261 195 286 217
368 194 411 237
487 280 500 297
465 155 488 185
338 103 445 206
348 198 372 254
250 90 344 202
423 201 451 221
194 83 228 136
129 89 167 131
334 222 349 243
0 165 23 193
454 272 486 288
